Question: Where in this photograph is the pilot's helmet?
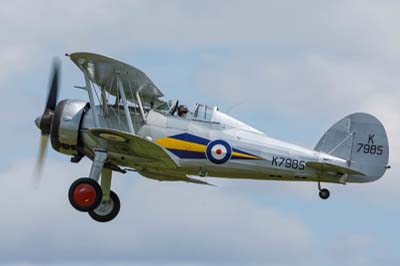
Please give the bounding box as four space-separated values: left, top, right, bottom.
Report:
177 105 189 116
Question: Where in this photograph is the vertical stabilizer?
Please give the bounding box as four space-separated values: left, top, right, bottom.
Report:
315 113 389 182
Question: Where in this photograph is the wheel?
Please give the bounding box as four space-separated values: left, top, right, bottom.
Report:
68 178 103 212
88 190 120 222
319 188 330 200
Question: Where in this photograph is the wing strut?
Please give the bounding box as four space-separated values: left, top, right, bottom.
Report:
136 91 146 122
75 69 100 127
116 74 135 134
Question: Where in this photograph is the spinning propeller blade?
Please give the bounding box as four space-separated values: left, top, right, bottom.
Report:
33 58 60 187
33 134 49 187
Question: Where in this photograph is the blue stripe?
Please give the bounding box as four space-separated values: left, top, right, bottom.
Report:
166 134 261 160
167 149 207 159
170 133 210 145
169 148 260 160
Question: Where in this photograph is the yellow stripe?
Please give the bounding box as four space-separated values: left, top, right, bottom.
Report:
156 137 262 160
232 151 261 159
156 137 206 153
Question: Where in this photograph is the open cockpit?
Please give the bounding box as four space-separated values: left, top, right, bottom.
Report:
154 100 263 134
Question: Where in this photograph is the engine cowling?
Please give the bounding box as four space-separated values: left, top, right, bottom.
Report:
50 99 88 156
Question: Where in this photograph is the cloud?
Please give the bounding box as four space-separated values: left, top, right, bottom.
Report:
2 158 396 266
195 54 399 115
0 158 314 265
2 0 400 62
1 1 400 265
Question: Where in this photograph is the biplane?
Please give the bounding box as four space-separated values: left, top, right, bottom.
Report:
34 52 390 222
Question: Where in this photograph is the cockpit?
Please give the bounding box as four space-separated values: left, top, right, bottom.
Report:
155 100 215 122
154 100 263 134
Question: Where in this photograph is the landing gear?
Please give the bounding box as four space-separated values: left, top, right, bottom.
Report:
318 181 330 200
68 178 102 212
88 190 120 222
68 150 121 222
319 188 330 200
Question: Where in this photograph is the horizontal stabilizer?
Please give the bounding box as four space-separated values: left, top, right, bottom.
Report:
306 161 366 176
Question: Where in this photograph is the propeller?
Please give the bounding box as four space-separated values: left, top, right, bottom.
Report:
33 58 60 187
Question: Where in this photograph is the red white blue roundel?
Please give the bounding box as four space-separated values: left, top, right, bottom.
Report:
206 140 232 164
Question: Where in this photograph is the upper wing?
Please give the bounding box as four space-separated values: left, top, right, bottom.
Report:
69 52 164 106
87 128 177 169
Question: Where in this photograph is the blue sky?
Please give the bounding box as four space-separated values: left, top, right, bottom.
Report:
1 1 399 265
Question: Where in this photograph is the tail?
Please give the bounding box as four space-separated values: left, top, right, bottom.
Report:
315 113 389 182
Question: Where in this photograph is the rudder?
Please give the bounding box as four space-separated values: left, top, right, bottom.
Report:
315 113 389 182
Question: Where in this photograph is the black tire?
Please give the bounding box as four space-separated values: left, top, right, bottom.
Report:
88 190 120 223
319 188 330 200
68 178 103 212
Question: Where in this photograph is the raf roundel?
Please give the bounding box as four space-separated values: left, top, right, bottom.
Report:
206 140 232 164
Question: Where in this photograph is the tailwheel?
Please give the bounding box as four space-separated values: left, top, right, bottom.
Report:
319 188 330 200
68 178 103 212
88 190 120 222
317 181 330 200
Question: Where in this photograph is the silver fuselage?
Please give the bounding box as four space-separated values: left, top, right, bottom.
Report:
77 105 367 184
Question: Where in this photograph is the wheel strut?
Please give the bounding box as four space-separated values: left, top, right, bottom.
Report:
100 168 112 202
89 149 108 181
88 167 120 222
69 149 121 222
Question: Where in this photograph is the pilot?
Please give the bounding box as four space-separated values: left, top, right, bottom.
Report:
177 105 189 118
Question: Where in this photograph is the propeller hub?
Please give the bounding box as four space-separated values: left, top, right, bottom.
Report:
39 110 54 135
34 116 41 129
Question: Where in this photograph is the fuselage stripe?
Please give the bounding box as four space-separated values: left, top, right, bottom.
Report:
231 151 261 159
167 149 206 159
169 133 210 145
156 138 206 153
156 133 262 160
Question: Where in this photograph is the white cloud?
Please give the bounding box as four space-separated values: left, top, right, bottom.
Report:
2 0 400 64
0 158 314 265
1 1 400 265
195 54 399 115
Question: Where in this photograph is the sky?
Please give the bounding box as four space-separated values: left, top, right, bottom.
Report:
0 0 399 265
